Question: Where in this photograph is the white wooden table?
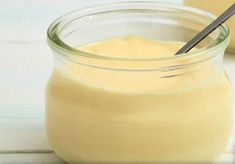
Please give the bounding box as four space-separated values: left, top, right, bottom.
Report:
0 0 234 163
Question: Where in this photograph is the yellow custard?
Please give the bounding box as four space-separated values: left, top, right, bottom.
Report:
46 36 232 163
184 0 235 52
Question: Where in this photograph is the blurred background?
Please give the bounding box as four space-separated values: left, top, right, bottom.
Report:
0 0 234 163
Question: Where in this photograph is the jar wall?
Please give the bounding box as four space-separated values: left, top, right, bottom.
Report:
46 2 232 163
46 61 232 163
46 48 232 163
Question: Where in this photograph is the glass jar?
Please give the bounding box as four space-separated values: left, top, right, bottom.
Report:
184 0 235 53
46 1 232 163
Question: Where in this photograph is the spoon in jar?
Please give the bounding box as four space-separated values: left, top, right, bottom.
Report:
175 3 235 55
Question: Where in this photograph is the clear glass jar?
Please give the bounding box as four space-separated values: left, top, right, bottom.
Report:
46 1 232 163
184 0 235 53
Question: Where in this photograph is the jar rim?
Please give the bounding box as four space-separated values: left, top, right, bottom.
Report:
47 1 230 63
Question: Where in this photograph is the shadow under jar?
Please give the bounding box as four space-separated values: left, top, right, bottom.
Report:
46 1 232 163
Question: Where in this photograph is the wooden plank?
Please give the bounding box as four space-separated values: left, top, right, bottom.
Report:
0 118 51 151
0 152 233 164
0 43 53 118
214 152 235 164
0 153 65 164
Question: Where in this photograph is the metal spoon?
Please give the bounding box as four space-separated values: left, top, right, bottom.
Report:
175 3 235 55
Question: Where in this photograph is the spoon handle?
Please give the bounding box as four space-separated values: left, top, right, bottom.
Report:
175 3 235 55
